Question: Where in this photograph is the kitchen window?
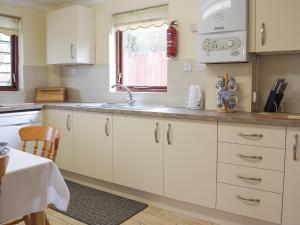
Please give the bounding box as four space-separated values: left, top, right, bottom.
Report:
0 15 19 91
114 5 168 92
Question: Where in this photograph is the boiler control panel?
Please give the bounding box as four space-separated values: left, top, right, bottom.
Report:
202 37 241 56
198 31 247 63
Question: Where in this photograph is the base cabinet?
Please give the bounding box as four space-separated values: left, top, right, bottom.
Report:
164 120 217 208
113 115 164 195
73 111 113 182
282 127 300 225
44 108 295 225
44 109 74 172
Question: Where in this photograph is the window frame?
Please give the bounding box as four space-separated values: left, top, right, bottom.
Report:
115 30 167 93
0 34 19 91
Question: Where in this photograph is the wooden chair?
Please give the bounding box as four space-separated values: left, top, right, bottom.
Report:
9 126 61 225
19 126 60 162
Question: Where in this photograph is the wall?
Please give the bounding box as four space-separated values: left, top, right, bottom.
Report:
258 54 300 113
59 0 208 106
0 1 48 103
0 1 46 66
61 60 205 106
95 0 198 64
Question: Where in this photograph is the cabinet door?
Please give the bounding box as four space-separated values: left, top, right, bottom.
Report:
256 0 300 52
73 111 113 182
44 109 74 172
164 119 217 208
113 115 163 195
47 6 76 64
283 127 300 225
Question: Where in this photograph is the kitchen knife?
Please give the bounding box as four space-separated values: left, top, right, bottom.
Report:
280 82 288 94
276 82 283 94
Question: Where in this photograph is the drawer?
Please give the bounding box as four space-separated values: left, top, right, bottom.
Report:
217 183 282 224
218 142 285 171
218 163 284 193
218 123 286 149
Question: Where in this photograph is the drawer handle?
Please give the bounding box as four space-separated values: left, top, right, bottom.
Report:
236 195 261 204
154 122 159 143
293 134 298 161
236 174 262 182
237 132 263 138
70 44 75 59
261 23 266 46
66 115 71 131
167 124 171 145
105 118 109 137
237 153 263 161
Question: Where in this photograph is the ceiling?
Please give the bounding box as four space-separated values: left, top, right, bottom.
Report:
2 0 108 10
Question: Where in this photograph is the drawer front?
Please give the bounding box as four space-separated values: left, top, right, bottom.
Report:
218 163 284 193
217 183 282 224
218 123 286 149
218 142 285 171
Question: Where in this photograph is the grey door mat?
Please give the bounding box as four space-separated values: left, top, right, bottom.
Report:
52 180 148 225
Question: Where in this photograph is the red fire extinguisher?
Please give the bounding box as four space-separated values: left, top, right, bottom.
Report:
167 20 178 58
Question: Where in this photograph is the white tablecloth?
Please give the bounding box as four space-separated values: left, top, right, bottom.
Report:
0 149 70 223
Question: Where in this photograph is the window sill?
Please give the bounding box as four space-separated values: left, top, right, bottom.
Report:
0 87 19 91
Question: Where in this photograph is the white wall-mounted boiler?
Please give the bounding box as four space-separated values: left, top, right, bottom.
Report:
197 0 248 63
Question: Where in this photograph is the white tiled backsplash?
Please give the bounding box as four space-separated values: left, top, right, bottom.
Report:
2 54 300 113
0 65 49 104
60 59 206 107
59 54 300 112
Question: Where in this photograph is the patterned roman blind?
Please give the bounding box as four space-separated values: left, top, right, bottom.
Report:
113 5 169 31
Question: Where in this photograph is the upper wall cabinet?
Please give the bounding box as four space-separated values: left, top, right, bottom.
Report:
255 0 300 53
47 5 95 65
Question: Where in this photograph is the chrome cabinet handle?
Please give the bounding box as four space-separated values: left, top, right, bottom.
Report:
154 123 159 143
261 23 266 46
66 115 71 131
237 153 263 161
167 124 171 145
236 174 262 182
105 118 109 137
70 44 75 59
237 132 263 138
293 134 298 161
236 195 260 203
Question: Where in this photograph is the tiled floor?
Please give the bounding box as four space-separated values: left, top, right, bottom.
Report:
18 206 213 225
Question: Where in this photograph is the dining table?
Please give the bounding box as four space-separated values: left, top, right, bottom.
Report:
0 148 70 224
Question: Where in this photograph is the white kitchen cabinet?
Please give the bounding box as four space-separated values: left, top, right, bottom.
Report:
282 127 300 225
47 5 95 64
44 109 74 172
217 183 283 224
218 122 286 149
164 119 217 208
255 0 300 52
73 111 113 182
113 115 164 195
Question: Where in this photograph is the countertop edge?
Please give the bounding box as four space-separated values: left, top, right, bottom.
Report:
42 104 300 127
1 103 299 127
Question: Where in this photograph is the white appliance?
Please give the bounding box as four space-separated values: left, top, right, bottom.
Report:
197 0 248 63
186 85 204 109
0 111 42 149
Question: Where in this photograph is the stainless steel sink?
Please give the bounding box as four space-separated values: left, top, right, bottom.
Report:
73 103 107 108
101 103 160 110
72 102 162 110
